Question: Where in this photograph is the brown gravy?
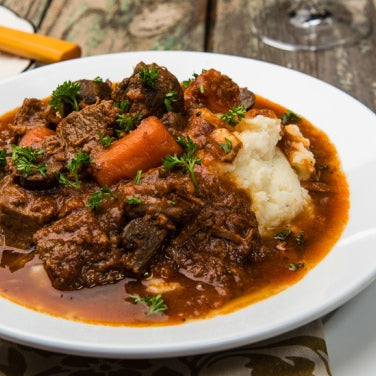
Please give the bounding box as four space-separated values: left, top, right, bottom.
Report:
0 95 349 326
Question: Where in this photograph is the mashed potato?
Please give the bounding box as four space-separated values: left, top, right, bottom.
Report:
218 115 313 236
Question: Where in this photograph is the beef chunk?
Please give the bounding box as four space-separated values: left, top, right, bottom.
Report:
240 87 255 110
34 208 124 290
164 166 264 291
112 62 184 118
56 100 120 155
76 79 112 108
16 134 67 190
11 98 59 137
184 69 241 113
161 112 187 139
0 176 58 248
121 214 171 274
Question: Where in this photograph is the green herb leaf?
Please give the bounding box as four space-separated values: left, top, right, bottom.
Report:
139 67 159 89
93 76 104 85
130 294 168 315
115 99 130 113
163 136 201 191
87 185 117 210
280 110 301 125
164 91 177 112
11 145 46 177
0 149 7 167
219 138 232 154
49 80 81 114
97 131 114 148
318 164 329 170
58 172 80 188
65 151 92 188
126 195 143 205
274 229 292 241
219 105 246 126
296 233 304 245
289 262 305 271
135 170 142 185
116 113 143 134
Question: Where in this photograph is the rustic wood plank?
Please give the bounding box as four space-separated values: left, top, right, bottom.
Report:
0 0 51 28
208 0 376 111
37 0 208 56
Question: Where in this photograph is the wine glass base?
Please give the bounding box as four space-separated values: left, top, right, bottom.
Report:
252 1 372 51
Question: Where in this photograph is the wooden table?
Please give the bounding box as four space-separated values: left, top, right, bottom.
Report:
1 0 375 112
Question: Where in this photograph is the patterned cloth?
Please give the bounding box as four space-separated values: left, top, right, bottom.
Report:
0 320 331 376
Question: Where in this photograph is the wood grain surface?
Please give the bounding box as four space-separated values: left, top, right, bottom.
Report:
1 0 375 111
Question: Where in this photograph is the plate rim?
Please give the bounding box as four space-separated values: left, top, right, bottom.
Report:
0 50 375 358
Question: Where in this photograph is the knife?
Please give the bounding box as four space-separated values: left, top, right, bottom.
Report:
0 25 81 63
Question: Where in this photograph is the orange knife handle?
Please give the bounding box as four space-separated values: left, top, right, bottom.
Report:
0 25 81 63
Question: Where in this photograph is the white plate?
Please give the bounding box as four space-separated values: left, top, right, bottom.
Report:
0 51 375 358
0 6 34 79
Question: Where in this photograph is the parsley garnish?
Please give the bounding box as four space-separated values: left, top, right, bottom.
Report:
219 138 232 153
87 185 117 210
163 136 201 191
219 105 246 126
93 76 104 85
97 131 114 148
182 72 199 89
296 233 304 245
126 195 143 205
274 229 292 241
0 149 7 167
164 91 177 112
130 294 168 316
280 110 301 125
59 151 92 188
11 145 46 177
199 84 205 93
115 99 130 113
135 170 142 185
289 262 305 271
116 113 143 134
139 67 159 89
49 80 81 114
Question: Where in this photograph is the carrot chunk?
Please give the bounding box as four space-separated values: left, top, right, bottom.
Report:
19 126 55 147
93 116 183 187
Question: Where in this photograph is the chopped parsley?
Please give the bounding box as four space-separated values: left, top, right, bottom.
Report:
135 170 142 185
289 262 305 271
116 113 143 135
126 195 143 205
163 136 201 191
318 164 329 170
280 110 301 125
59 151 92 188
130 294 168 316
49 80 81 114
115 99 130 113
139 66 159 89
182 72 199 89
97 131 114 148
0 149 7 167
87 185 117 210
274 229 292 241
219 105 246 126
164 91 178 112
199 84 205 93
93 76 104 85
296 233 304 245
219 138 232 154
11 145 46 177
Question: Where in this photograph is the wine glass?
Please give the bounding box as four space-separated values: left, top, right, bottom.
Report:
252 0 372 51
